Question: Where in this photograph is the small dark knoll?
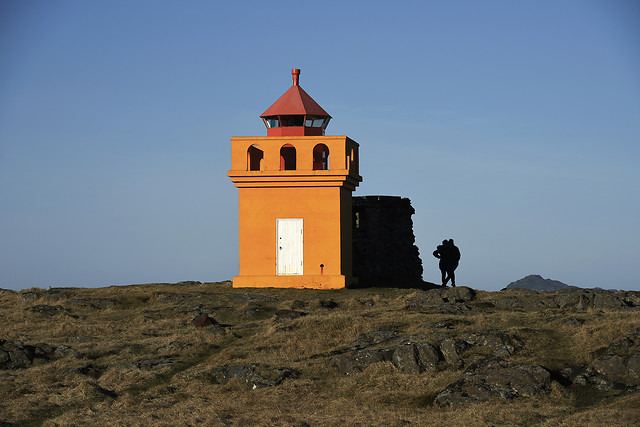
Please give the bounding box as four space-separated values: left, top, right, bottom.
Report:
505 274 578 292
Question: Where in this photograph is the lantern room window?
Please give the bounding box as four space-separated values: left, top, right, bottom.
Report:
279 115 305 127
264 117 279 128
305 116 329 128
263 115 330 130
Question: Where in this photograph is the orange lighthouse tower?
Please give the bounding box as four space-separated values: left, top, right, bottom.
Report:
228 69 362 289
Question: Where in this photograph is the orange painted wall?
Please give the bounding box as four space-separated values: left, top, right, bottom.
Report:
238 186 342 276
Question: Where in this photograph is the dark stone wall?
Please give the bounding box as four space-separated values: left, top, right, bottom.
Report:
352 195 424 288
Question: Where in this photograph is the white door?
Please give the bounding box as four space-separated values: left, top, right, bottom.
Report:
276 219 303 275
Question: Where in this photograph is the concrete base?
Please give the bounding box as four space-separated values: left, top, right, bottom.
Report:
232 274 348 289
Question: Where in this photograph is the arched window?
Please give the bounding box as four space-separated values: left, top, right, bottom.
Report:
313 144 329 170
247 145 263 171
280 144 296 170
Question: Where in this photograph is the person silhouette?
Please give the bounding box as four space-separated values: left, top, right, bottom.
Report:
445 239 460 287
433 240 449 287
433 239 461 287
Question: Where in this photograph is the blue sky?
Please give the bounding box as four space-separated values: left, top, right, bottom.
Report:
1 0 639 291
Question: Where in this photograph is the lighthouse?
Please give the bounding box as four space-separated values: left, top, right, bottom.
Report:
227 69 362 289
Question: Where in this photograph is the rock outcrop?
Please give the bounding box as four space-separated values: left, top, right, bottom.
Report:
210 364 300 388
434 359 552 406
490 288 639 311
591 329 640 388
0 339 77 369
332 329 520 376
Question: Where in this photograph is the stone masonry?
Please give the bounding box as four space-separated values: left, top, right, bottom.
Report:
352 195 424 287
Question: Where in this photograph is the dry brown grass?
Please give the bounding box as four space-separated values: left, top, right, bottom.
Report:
0 281 639 426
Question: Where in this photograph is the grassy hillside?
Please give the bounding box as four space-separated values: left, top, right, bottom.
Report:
1 281 639 426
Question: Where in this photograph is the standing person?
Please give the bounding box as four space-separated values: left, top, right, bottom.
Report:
433 240 450 287
433 239 461 287
445 239 461 287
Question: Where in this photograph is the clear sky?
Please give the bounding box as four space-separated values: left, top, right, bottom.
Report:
1 0 639 291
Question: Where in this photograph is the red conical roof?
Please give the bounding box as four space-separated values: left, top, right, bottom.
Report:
260 69 331 118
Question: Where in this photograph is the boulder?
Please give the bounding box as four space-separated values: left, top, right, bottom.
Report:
555 289 629 311
334 341 443 375
28 304 65 317
443 287 476 303
570 367 619 390
469 301 496 310
405 287 476 307
434 359 551 406
493 297 527 310
54 344 78 358
557 290 593 310
243 306 277 318
391 344 421 374
411 302 472 315
349 330 400 349
333 349 394 375
591 330 640 386
622 291 640 307
415 343 441 371
592 291 625 309
459 332 518 358
20 291 41 301
334 329 522 375
192 314 219 328
192 315 230 335
440 338 466 369
135 357 177 371
210 364 300 387
76 365 103 379
319 299 338 309
0 340 35 369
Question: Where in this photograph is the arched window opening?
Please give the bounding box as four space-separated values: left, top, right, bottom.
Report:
280 144 296 170
247 145 263 171
313 144 329 170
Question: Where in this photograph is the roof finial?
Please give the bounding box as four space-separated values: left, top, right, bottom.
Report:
292 69 300 86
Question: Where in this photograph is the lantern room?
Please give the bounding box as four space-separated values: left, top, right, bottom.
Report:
260 69 331 137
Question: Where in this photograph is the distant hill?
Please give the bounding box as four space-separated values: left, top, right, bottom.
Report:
505 274 578 292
